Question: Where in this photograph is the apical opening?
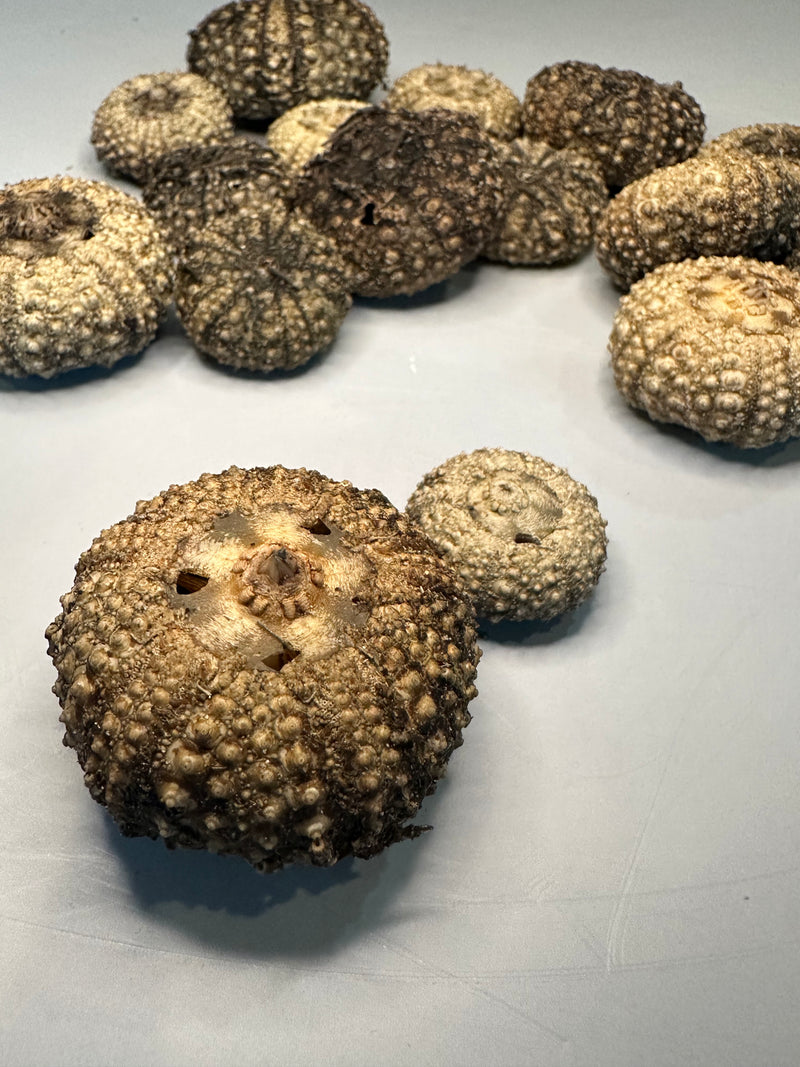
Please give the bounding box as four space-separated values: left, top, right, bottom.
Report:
360 202 376 226
176 571 210 594
514 533 541 545
262 647 300 672
304 518 331 536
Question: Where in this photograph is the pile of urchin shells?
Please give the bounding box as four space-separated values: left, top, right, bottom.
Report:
30 0 800 873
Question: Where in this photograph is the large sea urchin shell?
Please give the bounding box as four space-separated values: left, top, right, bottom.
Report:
46 466 480 872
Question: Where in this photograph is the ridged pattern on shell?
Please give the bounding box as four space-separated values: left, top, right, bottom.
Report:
0 176 173 378
187 0 389 121
46 465 480 873
176 203 352 371
522 61 705 189
407 448 608 623
294 106 504 297
91 72 235 184
595 151 800 289
483 139 608 265
608 256 800 447
385 63 522 141
265 98 369 174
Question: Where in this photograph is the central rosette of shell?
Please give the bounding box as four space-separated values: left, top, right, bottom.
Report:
234 543 323 622
0 188 97 258
467 470 563 546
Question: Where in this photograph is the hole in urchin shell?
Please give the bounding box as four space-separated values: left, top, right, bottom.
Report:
176 571 210 594
304 518 331 535
514 533 541 545
360 202 376 225
262 647 300 671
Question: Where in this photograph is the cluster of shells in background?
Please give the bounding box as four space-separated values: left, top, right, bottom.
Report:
22 0 800 871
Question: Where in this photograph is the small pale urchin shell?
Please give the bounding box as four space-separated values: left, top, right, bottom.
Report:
522 60 705 188
265 98 369 174
91 71 235 184
187 0 389 121
0 176 172 378
385 63 522 141
407 448 608 623
483 139 608 265
46 465 480 873
608 256 800 447
176 203 352 372
294 106 503 297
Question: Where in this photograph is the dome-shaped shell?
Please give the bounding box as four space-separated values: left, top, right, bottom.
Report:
407 448 608 623
699 123 800 165
385 63 522 141
265 98 369 174
46 465 480 872
294 106 503 297
91 71 235 184
187 0 389 122
608 256 800 447
522 60 705 189
0 176 172 378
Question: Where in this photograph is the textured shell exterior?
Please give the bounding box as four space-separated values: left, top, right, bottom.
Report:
594 152 800 289
608 256 800 447
91 71 235 184
522 61 705 189
265 98 369 174
698 123 800 165
294 106 504 297
483 139 608 265
0 176 173 378
176 202 352 371
187 0 389 121
385 63 522 142
46 465 480 872
407 448 608 623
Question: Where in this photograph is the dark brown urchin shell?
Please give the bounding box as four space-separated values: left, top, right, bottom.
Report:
176 202 352 372
522 60 705 189
46 465 480 873
91 71 235 184
142 140 291 256
594 151 800 289
483 139 608 265
0 176 173 378
187 0 389 122
293 106 504 297
608 256 800 447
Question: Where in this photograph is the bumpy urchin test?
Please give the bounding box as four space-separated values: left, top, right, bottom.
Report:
0 175 173 378
608 256 800 448
46 465 480 873
187 0 389 122
522 60 705 189
91 71 235 184
175 202 353 372
483 139 608 266
698 123 800 165
294 106 503 297
384 63 522 141
265 98 370 175
407 448 608 623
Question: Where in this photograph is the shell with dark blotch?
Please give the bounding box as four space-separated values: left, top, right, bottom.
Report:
522 60 705 189
265 98 369 175
483 139 608 266
91 72 235 184
187 0 389 122
407 448 608 623
0 176 173 378
608 256 800 447
46 465 480 873
293 106 504 297
385 63 522 142
594 151 800 289
176 203 352 372
143 141 291 257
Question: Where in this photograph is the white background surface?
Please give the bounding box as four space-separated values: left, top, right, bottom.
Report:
3 2 800 1065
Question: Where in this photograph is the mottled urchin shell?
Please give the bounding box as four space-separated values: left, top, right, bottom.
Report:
46 465 480 873
699 123 800 165
608 256 800 448
407 449 608 623
176 202 352 372
483 139 608 265
0 176 172 378
522 60 705 189
594 151 800 289
385 63 522 141
294 106 504 297
187 0 389 122
91 72 235 184
265 98 369 174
